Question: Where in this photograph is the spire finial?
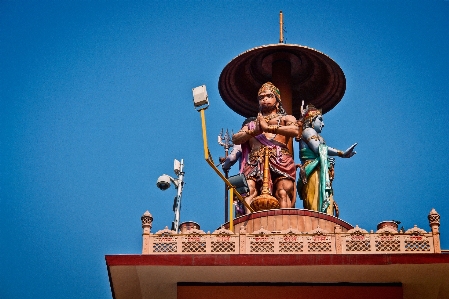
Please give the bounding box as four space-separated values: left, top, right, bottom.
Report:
279 11 284 43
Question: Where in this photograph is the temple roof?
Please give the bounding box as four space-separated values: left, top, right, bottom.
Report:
218 43 346 118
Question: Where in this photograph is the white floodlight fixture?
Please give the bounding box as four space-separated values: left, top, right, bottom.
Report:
192 85 209 111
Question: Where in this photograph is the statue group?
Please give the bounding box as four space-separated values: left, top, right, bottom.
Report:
225 82 356 216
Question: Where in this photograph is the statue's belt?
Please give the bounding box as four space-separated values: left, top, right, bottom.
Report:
300 147 318 160
249 146 291 162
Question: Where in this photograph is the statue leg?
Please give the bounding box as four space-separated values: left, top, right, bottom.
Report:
301 168 319 211
275 178 295 208
244 179 258 214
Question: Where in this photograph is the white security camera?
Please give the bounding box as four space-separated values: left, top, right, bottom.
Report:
156 174 172 190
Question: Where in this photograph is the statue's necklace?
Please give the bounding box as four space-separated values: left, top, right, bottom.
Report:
263 113 279 122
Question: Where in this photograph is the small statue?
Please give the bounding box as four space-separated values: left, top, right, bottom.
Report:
220 117 256 172
232 82 300 213
297 104 357 216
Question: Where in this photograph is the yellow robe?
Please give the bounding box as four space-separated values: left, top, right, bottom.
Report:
301 166 334 215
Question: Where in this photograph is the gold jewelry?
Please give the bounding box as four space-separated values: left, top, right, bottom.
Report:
249 146 291 161
337 151 344 157
307 135 320 141
263 113 280 123
267 125 279 134
258 82 281 102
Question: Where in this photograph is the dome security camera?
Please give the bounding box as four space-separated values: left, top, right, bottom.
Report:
156 174 172 190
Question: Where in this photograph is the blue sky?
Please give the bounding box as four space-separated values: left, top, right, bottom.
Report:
1 1 448 298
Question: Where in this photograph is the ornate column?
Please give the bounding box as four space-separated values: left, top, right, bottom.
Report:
428 209 441 253
141 211 153 254
239 225 247 254
334 225 342 254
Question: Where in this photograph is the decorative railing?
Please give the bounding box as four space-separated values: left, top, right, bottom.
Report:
141 209 441 255
242 227 336 254
340 225 434 254
146 227 239 254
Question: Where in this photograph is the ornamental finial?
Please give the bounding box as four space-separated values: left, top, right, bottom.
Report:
428 208 440 227
141 211 153 229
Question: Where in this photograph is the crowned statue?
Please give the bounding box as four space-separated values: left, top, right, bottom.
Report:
297 105 357 216
232 82 301 214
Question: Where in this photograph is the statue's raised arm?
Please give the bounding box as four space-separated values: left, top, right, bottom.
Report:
297 105 356 216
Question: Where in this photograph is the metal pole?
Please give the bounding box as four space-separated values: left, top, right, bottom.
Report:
229 187 234 232
172 159 184 233
224 160 229 222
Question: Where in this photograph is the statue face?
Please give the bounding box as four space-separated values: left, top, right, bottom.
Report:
258 89 277 113
312 115 324 133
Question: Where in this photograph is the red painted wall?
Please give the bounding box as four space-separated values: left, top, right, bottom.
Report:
178 285 402 299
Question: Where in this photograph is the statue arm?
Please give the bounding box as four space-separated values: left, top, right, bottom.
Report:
258 114 300 137
278 115 300 137
301 128 322 154
232 123 260 145
222 145 242 171
302 126 357 158
328 143 357 158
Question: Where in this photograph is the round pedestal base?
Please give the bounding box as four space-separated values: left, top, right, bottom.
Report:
222 209 354 233
250 194 280 211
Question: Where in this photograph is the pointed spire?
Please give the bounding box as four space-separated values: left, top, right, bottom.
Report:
279 11 284 43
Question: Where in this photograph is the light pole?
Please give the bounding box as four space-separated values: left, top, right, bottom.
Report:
193 85 254 232
156 159 185 233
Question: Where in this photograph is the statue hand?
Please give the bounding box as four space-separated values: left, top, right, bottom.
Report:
257 113 268 132
342 143 357 158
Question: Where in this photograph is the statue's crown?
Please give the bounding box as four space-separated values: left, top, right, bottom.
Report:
258 82 281 102
301 105 322 124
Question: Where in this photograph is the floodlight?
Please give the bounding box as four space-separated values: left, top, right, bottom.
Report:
192 85 209 109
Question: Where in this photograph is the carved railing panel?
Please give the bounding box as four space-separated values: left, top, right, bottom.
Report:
403 225 432 252
404 236 431 252
307 235 333 253
343 226 371 253
211 237 237 253
181 233 207 253
306 227 334 253
243 227 335 254
279 234 304 253
210 227 239 254
248 235 276 253
375 235 401 252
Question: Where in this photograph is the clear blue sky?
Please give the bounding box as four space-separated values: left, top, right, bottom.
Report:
1 1 448 298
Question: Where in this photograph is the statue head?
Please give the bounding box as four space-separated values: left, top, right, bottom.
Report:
257 82 286 115
302 105 324 133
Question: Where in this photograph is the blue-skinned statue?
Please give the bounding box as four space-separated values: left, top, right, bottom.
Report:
297 105 357 216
